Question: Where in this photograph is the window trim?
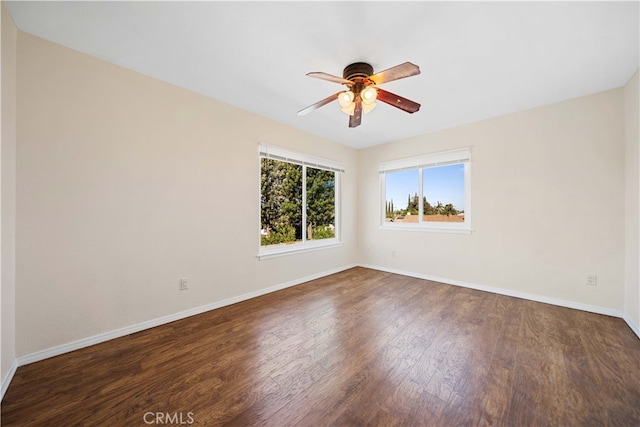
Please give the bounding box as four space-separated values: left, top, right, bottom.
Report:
380 147 472 234
258 144 344 259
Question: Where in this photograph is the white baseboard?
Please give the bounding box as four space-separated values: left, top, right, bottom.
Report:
359 263 627 319
361 263 640 340
1 358 18 401
13 263 358 370
623 313 640 339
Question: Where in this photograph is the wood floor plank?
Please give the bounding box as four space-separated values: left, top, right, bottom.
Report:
3 267 639 426
478 295 523 427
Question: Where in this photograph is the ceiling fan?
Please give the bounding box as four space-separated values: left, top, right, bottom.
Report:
297 61 421 128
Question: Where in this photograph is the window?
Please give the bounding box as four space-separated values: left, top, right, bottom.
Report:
259 144 343 258
380 148 471 233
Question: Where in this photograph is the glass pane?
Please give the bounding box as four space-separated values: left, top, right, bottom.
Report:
384 169 419 223
260 158 303 246
422 163 465 222
306 167 336 240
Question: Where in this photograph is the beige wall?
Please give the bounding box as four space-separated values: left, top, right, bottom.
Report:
624 70 639 328
1 4 18 384
358 89 626 311
15 32 358 356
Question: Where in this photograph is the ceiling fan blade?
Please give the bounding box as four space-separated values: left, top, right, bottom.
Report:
307 72 353 85
369 62 420 85
377 89 421 113
349 97 363 128
297 92 341 116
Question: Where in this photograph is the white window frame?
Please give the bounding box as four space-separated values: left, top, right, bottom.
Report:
258 144 344 260
380 147 472 234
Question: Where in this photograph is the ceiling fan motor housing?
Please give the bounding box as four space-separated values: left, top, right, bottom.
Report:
343 62 374 81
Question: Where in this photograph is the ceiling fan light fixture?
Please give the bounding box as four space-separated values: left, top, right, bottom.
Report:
338 90 355 109
361 86 377 105
361 86 378 114
338 90 356 115
340 104 356 116
362 102 376 114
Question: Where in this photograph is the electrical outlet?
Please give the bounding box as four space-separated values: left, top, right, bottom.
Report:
391 249 396 257
586 274 597 286
180 278 189 291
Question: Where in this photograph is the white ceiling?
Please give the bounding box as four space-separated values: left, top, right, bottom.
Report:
5 1 639 149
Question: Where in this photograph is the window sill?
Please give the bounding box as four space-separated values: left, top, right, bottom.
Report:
258 239 343 260
380 224 473 234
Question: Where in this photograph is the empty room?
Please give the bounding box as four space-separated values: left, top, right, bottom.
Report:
1 1 639 426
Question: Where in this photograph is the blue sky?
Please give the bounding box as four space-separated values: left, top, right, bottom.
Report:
385 164 465 211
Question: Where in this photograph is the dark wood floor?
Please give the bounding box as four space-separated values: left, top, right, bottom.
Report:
3 267 640 426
